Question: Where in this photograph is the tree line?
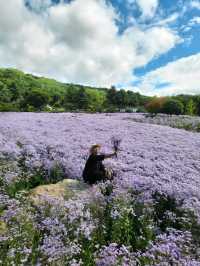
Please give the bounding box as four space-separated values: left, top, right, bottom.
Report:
145 96 200 116
0 68 200 115
0 68 149 112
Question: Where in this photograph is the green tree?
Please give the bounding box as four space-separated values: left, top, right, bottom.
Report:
196 98 200 116
161 99 184 115
86 89 106 112
0 85 12 103
107 86 117 106
185 99 196 116
50 93 63 108
146 97 167 114
64 86 77 110
76 87 90 110
22 89 50 110
9 82 20 101
115 89 127 108
126 90 139 107
64 87 90 111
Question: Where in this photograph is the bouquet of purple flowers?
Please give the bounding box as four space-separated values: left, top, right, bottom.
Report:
111 136 122 157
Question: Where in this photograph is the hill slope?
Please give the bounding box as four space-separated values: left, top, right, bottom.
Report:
0 68 149 112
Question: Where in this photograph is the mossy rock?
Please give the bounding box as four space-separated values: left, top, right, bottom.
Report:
0 220 7 234
29 179 89 204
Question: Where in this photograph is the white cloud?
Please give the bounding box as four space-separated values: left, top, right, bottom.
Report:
25 0 52 12
153 13 179 26
181 16 200 33
0 0 180 88
136 53 200 96
135 0 159 18
124 26 181 68
190 0 200 10
126 0 159 19
189 16 200 26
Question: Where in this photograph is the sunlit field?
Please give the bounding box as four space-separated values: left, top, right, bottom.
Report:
1 112 200 265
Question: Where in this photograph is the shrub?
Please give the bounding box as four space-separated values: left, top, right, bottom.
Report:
196 123 200 132
161 99 184 115
105 106 118 113
52 107 66 113
125 108 133 113
1 182 200 265
145 97 167 114
136 106 147 113
0 102 19 111
2 147 66 197
42 104 53 112
22 89 50 111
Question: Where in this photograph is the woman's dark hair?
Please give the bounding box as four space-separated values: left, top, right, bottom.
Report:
90 144 101 154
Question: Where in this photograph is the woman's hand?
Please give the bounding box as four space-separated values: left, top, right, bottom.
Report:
113 150 118 158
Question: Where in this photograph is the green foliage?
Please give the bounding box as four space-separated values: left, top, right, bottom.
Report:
1 179 200 265
0 206 41 265
3 150 65 197
127 90 139 106
105 106 118 112
146 97 167 114
0 67 200 114
173 95 199 116
90 185 155 252
115 89 128 108
153 192 185 232
86 89 106 112
22 88 50 110
146 95 200 116
0 102 19 111
195 96 200 116
152 192 200 246
110 199 154 251
136 106 147 113
125 107 133 113
27 104 36 112
106 86 145 109
0 87 12 102
75 87 89 110
185 99 196 115
53 107 66 113
107 86 117 106
161 99 184 115
146 98 160 113
196 123 200 132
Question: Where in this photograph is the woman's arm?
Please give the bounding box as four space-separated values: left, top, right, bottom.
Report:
104 151 117 159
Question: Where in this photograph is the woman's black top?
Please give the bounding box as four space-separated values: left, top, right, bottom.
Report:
82 154 106 184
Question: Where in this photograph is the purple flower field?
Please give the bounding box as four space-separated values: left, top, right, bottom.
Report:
0 112 200 265
124 113 200 132
0 112 200 213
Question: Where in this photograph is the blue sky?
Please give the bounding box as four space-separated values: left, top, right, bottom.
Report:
130 1 200 74
110 0 200 94
0 0 200 95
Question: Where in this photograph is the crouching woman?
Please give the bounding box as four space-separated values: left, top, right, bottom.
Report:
82 144 117 185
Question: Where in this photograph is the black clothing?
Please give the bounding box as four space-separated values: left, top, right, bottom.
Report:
83 154 106 184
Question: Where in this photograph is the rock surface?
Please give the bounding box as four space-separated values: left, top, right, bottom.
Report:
30 178 89 204
0 221 7 234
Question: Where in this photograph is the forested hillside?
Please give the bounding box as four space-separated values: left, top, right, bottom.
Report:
0 68 200 115
0 68 149 112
